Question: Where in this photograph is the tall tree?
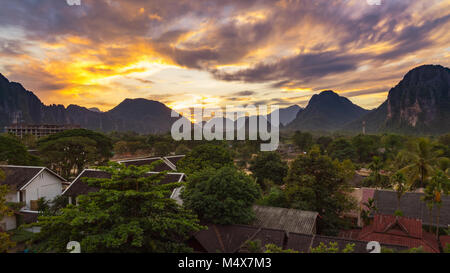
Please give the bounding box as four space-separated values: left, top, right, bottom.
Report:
400 138 440 188
368 156 385 187
285 147 356 235
0 134 40 165
39 136 98 178
249 152 288 187
38 129 113 178
423 170 450 239
28 163 202 253
391 172 408 214
328 138 356 162
381 134 406 160
38 129 113 163
316 136 333 153
352 134 381 163
181 166 261 225
292 131 313 152
177 144 233 175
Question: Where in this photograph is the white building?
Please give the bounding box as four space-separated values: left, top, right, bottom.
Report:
0 165 67 231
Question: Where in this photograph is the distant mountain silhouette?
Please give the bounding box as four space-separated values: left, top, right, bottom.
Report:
345 65 450 134
88 107 102 113
276 105 303 126
287 90 369 131
0 74 184 133
1 64 449 135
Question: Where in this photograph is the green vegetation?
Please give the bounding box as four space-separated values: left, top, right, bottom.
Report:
381 246 426 253
0 181 16 252
391 172 408 213
178 143 234 175
309 242 355 253
249 152 288 188
37 129 113 179
181 165 261 225
26 163 203 253
0 134 41 165
243 240 298 253
422 170 450 239
2 129 449 253
399 138 441 189
292 131 313 152
285 146 357 235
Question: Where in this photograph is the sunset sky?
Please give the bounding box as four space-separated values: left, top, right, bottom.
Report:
0 0 449 114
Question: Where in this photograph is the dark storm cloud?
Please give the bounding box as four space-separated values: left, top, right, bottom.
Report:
213 51 366 84
342 87 389 98
232 90 255 96
0 0 449 96
0 39 29 57
210 0 450 86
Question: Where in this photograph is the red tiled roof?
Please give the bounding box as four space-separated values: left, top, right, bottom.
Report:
357 214 440 253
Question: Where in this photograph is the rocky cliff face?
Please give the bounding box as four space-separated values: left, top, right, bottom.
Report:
385 65 450 132
346 65 450 134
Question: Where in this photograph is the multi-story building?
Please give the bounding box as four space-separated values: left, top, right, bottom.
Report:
4 124 80 138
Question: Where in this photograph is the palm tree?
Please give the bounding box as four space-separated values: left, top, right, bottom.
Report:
437 157 450 176
368 156 383 186
424 170 450 239
391 172 408 213
400 139 439 189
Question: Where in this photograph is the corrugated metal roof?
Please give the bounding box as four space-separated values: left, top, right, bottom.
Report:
118 157 174 171
0 166 44 190
374 189 450 228
252 205 318 235
193 224 285 253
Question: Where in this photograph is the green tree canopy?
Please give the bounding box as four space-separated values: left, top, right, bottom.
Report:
27 163 203 253
0 134 41 165
177 144 233 174
38 129 113 162
181 166 261 225
292 131 313 152
249 152 288 186
0 171 16 252
399 138 441 188
310 242 355 253
316 136 333 153
38 136 98 178
38 129 113 178
327 138 356 162
352 134 381 163
285 148 356 235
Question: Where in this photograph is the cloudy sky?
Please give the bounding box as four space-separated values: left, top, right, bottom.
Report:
0 0 449 113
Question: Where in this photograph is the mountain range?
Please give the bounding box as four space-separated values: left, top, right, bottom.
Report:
0 65 449 135
0 74 179 134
